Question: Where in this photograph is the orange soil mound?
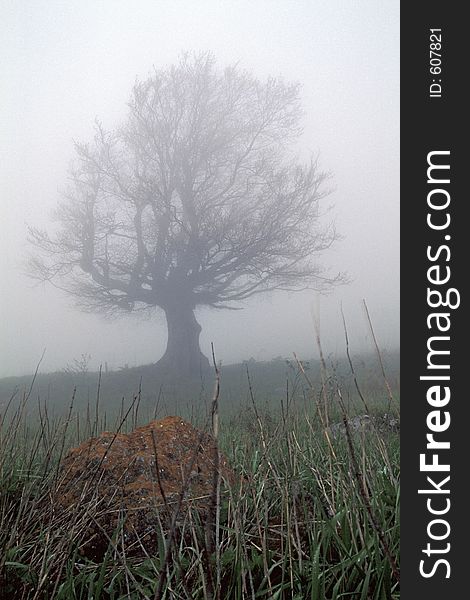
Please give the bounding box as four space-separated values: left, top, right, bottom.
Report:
53 416 234 558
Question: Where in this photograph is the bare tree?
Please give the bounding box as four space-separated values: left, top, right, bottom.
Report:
29 54 343 375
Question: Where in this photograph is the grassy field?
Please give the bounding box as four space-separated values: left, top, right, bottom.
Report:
0 350 399 599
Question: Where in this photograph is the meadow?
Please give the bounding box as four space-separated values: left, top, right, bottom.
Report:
0 350 399 599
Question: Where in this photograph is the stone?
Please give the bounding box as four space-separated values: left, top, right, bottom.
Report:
328 413 400 439
53 416 234 558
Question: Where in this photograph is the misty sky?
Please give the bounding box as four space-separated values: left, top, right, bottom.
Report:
1 0 399 377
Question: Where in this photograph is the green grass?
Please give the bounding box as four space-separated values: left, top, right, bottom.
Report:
0 350 399 419
0 352 399 599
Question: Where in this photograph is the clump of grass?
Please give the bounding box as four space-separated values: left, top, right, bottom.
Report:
0 355 399 599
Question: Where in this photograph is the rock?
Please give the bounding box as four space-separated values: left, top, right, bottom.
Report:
375 412 400 433
328 413 400 439
53 416 234 558
329 414 373 439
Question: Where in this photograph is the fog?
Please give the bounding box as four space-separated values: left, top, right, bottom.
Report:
0 0 399 378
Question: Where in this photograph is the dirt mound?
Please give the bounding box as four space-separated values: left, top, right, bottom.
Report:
53 416 234 558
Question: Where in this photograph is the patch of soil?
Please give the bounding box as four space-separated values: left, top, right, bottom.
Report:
52 416 234 558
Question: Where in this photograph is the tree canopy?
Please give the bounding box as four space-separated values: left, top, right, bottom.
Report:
29 54 342 374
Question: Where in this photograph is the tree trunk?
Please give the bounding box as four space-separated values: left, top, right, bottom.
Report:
157 304 210 376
